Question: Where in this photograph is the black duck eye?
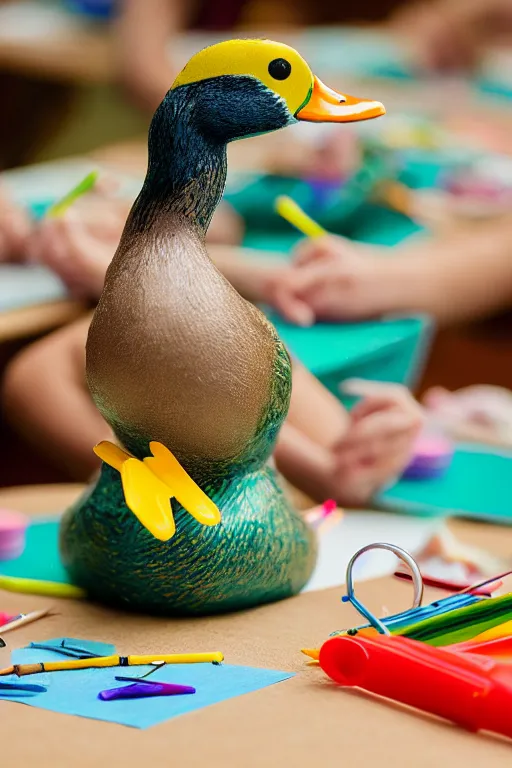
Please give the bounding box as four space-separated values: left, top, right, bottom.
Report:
268 58 292 81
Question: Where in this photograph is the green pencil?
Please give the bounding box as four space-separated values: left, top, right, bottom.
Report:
397 593 512 647
46 170 99 218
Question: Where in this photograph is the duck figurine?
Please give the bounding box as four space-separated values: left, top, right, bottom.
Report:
60 39 385 615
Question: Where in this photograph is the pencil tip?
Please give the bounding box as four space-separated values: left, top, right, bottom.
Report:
301 648 320 660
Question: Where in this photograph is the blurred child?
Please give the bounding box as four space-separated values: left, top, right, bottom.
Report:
1 197 422 505
116 0 419 113
392 0 512 71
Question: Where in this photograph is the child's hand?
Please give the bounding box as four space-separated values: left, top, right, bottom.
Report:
266 236 397 325
26 185 131 299
329 380 424 506
0 189 33 262
27 212 117 300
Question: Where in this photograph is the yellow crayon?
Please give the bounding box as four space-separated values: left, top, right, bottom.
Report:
301 648 320 660
275 195 327 239
0 575 86 599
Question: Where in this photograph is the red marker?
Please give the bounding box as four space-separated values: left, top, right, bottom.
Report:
319 633 512 738
394 570 502 595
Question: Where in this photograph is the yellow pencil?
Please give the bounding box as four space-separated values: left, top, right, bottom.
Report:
0 651 224 677
275 195 327 239
0 575 86 599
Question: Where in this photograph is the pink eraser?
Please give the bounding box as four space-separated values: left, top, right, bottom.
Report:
403 434 454 479
414 434 452 457
0 509 28 561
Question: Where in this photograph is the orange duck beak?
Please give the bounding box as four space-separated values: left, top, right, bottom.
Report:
296 76 386 123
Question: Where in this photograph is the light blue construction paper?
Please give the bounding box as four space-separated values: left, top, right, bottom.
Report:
0 642 294 728
378 444 512 523
0 264 67 312
0 519 71 585
0 200 65 312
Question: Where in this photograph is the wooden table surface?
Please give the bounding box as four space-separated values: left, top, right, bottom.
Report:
0 2 113 84
0 298 85 344
1 483 511 767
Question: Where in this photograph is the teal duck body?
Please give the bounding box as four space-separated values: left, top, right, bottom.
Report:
60 40 384 615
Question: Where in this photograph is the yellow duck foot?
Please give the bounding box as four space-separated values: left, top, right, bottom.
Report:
93 440 221 541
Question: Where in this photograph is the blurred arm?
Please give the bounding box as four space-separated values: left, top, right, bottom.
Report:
388 217 512 324
207 244 289 304
115 0 191 112
274 422 335 503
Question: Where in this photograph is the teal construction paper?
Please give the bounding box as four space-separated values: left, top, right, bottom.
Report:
378 444 512 523
477 79 512 99
242 206 423 251
29 199 53 219
0 641 294 729
270 315 432 399
243 231 300 255
343 203 424 245
0 519 71 585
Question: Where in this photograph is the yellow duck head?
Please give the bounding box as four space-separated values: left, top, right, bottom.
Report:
170 38 385 142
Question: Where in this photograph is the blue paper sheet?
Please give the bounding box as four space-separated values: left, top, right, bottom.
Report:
378 444 512 523
0 641 294 728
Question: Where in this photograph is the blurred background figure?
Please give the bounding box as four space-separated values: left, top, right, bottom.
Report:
391 0 512 71
116 0 416 112
2 0 512 490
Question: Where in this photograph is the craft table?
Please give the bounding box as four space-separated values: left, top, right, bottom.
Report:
0 483 511 766
0 2 112 84
0 299 84 344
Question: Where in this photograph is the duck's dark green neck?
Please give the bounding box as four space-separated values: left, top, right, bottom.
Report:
127 76 293 236
129 87 227 236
